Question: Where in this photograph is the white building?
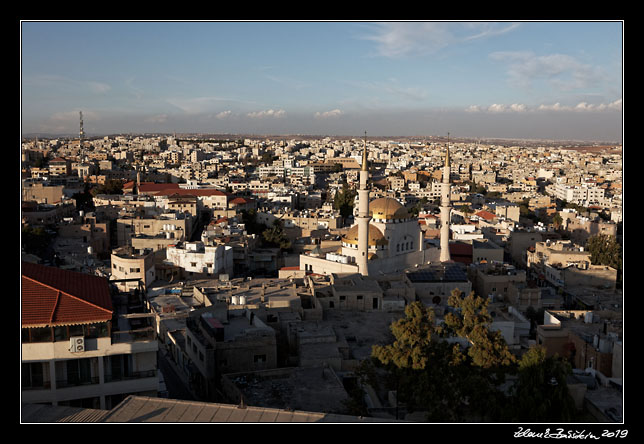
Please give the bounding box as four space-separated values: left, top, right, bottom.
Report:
166 242 233 277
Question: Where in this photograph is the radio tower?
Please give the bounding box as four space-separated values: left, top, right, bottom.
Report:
79 111 85 160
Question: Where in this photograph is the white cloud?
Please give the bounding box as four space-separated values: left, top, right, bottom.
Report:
470 99 622 113
314 109 343 119
215 110 232 119
487 103 508 113
361 22 520 58
509 103 527 112
246 109 286 119
489 51 602 91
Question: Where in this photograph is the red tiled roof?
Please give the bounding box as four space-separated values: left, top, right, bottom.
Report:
21 262 113 327
475 210 496 221
140 183 180 193
230 197 252 204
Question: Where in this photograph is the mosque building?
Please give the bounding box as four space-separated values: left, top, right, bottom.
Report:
300 134 453 277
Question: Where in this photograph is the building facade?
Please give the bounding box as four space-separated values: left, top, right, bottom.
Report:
21 262 158 410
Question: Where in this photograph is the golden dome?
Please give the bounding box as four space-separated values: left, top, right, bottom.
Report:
369 197 410 220
343 223 388 246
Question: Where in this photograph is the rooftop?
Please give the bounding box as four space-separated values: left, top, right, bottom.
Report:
21 261 113 327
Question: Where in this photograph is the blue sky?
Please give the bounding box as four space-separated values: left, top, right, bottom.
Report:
21 21 623 141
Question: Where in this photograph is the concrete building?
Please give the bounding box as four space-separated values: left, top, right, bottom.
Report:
165 241 234 279
21 262 158 410
110 246 156 292
183 305 278 400
469 262 527 303
404 263 472 308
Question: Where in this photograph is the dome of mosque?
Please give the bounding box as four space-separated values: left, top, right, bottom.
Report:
343 223 388 246
369 197 410 221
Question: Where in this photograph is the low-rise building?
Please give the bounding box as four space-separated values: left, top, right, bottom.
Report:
165 241 233 279
110 246 156 292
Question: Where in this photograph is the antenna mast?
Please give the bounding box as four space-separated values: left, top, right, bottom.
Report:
79 111 85 157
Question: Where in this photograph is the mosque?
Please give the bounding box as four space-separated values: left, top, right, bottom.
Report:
300 135 452 276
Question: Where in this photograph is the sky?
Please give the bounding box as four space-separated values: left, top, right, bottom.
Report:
20 21 623 142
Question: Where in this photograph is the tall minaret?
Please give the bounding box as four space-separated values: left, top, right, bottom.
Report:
356 131 371 276
439 133 452 262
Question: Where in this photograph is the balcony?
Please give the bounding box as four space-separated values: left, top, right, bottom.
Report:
104 369 157 383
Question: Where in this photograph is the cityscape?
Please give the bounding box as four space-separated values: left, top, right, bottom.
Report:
21 21 623 428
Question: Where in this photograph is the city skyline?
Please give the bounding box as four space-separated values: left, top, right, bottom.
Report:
21 21 623 142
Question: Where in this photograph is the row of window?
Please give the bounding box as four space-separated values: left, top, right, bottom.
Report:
113 264 141 273
22 322 110 344
22 354 139 390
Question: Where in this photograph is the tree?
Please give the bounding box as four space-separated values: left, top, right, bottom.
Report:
372 302 469 420
372 302 436 370
505 345 578 422
440 290 516 370
586 234 622 271
22 226 55 258
333 182 356 218
552 213 563 230
261 219 291 250
371 300 513 421
90 179 124 196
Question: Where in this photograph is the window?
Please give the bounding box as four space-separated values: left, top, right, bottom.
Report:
28 327 52 343
22 362 48 389
254 354 266 363
105 354 132 382
66 358 93 385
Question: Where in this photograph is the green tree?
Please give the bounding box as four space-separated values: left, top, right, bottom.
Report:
90 179 124 196
240 209 266 235
262 219 291 250
333 182 356 218
440 290 516 370
371 300 512 421
372 302 468 420
586 234 622 271
505 345 578 422
372 302 436 370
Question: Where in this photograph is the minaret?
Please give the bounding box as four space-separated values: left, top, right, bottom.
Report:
439 133 452 262
356 132 371 276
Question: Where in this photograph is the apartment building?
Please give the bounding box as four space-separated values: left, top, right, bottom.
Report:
21 262 158 410
165 241 234 278
184 307 278 401
48 157 72 176
548 183 605 206
110 246 157 292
